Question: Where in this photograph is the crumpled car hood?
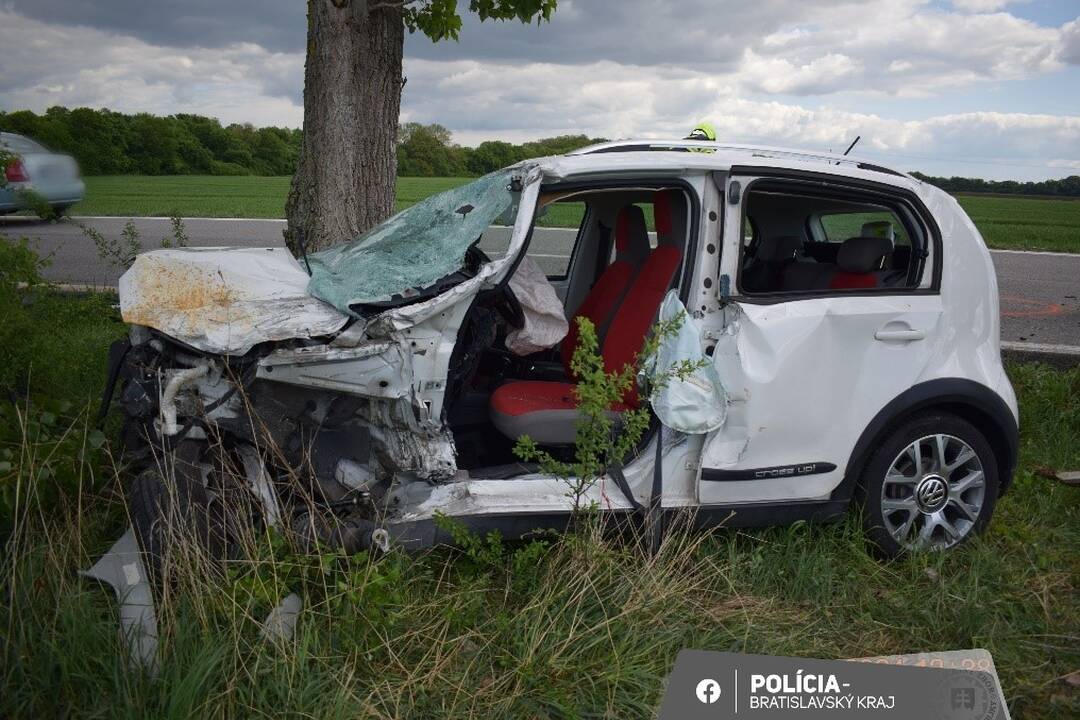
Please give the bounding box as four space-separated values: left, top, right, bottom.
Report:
118 246 349 355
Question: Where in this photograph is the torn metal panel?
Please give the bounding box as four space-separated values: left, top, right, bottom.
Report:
256 340 412 400
78 529 158 672
237 445 281 528
360 396 458 481
119 247 348 355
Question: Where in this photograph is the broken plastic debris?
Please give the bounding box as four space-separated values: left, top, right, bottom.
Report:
79 528 159 672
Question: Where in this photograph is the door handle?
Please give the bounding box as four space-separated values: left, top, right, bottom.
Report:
875 327 925 342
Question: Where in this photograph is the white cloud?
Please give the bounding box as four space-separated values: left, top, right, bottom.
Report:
741 2 1064 96
951 0 1022 12
1 3 1078 180
0 10 304 127
1062 18 1080 65
403 57 1080 180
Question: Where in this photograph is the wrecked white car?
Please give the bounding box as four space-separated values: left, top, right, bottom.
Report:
102 141 1020 572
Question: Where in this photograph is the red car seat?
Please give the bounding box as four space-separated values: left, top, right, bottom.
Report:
490 191 685 444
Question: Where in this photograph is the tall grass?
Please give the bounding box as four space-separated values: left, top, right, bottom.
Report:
0 248 1076 717
1 360 1077 717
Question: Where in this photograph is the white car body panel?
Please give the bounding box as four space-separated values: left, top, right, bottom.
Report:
111 141 1018 538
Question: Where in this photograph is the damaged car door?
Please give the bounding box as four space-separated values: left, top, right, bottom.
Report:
697 171 944 507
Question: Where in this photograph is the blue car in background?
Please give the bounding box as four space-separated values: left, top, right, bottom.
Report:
0 131 84 215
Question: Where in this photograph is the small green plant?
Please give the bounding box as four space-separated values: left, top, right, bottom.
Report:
80 219 141 269
0 234 51 289
161 213 189 248
80 214 188 270
514 312 705 512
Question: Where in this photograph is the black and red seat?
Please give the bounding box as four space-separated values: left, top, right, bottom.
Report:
829 236 893 290
490 191 686 444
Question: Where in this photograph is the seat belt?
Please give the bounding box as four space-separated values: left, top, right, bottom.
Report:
605 424 664 517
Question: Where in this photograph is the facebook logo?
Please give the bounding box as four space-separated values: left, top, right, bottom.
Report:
695 678 721 704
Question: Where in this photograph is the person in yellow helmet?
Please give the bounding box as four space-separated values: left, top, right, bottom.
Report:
685 122 717 142
685 122 717 153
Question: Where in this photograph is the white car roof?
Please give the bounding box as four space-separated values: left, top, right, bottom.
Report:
534 139 926 194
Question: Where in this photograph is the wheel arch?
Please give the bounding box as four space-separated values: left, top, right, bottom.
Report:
831 378 1019 504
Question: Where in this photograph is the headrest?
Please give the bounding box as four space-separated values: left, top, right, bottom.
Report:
757 235 803 263
860 220 895 242
653 190 686 245
837 236 892 273
614 205 650 265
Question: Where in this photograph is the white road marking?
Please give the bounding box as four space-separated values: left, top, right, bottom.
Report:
989 249 1080 258
63 216 287 223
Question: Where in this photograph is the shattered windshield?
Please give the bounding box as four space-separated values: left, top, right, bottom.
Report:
307 168 520 315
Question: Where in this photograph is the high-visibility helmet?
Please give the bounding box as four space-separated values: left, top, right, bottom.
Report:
686 122 717 142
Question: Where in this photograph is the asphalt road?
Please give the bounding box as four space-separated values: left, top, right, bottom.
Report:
3 215 1077 347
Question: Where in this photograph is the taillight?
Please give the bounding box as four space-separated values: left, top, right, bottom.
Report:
5 159 29 183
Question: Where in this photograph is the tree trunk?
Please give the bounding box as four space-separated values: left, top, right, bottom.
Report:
286 0 404 254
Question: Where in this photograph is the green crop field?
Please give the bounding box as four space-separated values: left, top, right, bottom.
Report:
67 175 1080 253
955 194 1080 253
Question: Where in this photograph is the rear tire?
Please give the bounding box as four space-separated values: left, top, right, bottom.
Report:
857 412 999 558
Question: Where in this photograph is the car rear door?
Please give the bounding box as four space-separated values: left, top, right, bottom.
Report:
696 170 944 506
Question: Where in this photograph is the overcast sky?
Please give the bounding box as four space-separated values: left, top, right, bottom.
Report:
1 0 1078 180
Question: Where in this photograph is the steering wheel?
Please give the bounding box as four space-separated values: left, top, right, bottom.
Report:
495 283 525 329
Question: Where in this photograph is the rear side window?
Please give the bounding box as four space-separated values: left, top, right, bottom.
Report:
737 183 929 296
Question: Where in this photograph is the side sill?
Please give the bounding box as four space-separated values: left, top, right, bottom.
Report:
384 499 849 550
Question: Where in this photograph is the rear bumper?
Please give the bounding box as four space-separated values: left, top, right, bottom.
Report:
0 179 85 210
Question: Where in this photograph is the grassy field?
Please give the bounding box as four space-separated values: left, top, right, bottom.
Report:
955 194 1080 253
0 234 1077 717
69 175 1080 253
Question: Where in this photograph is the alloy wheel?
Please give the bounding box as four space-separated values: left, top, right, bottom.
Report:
879 433 986 550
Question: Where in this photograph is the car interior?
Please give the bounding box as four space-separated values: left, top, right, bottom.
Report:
445 184 693 472
738 186 924 295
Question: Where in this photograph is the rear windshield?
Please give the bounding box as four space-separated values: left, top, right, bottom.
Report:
307 168 521 315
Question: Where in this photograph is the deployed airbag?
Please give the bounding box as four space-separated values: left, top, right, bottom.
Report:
505 256 569 355
648 291 727 434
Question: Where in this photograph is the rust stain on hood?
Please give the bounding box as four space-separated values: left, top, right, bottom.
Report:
119 248 349 355
123 255 247 327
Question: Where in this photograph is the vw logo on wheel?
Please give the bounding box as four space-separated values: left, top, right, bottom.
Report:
695 678 721 704
916 475 948 511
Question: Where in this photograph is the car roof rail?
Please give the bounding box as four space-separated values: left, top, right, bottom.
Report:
568 139 908 178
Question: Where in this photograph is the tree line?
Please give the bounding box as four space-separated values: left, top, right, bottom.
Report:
0 106 601 179
909 171 1080 198
2 107 1078 196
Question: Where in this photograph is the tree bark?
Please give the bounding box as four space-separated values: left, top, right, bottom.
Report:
286 0 404 253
